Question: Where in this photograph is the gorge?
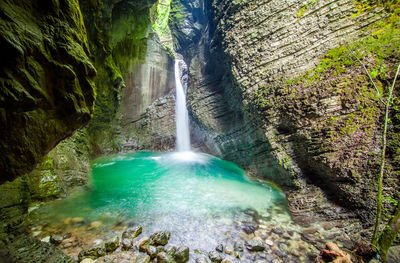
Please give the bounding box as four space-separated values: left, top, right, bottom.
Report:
0 0 399 262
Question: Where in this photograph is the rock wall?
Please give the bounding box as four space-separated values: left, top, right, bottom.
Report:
0 0 96 184
80 0 177 156
171 0 400 223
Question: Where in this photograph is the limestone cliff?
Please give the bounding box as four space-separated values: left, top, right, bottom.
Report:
171 0 400 224
0 0 96 184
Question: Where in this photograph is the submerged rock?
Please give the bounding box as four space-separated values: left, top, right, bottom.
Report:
104 236 119 252
196 257 211 263
245 240 265 252
122 238 133 250
165 245 177 256
216 244 224 252
50 234 63 245
234 241 244 252
122 226 143 240
146 245 158 259
151 231 171 246
156 251 175 263
78 246 106 261
135 253 151 263
174 246 189 263
138 237 151 252
208 251 223 263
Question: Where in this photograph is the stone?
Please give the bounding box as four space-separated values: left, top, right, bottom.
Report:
78 246 106 261
322 222 335 231
138 237 151 252
89 221 102 229
216 244 224 252
208 251 222 263
122 226 143 240
104 236 119 252
41 236 50 243
151 231 171 246
317 242 351 263
242 222 259 234
245 240 265 252
271 228 283 235
135 254 151 263
303 228 318 235
80 259 95 263
72 217 85 224
122 238 133 250
224 246 233 255
50 234 63 245
147 245 158 259
174 246 189 263
265 239 273 246
196 257 210 263
165 245 176 256
156 252 175 263
221 259 233 263
233 241 244 252
234 252 241 259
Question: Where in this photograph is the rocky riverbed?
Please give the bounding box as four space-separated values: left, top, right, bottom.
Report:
26 203 383 263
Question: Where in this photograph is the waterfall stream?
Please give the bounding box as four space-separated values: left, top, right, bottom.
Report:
174 60 191 152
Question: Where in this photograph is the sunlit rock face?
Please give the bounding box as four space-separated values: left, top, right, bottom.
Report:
0 0 96 184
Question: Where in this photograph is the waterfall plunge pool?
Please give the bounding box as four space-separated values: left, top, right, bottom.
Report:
28 152 293 260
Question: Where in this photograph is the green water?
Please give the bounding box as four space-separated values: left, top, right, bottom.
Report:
33 152 288 250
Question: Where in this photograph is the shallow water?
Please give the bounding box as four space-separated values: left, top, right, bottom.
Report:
30 152 290 252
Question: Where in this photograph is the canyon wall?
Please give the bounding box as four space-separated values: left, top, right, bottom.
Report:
172 0 400 224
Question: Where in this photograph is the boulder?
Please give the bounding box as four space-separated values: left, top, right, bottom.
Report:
245 240 265 252
50 234 63 245
208 251 222 263
78 246 106 261
122 226 143 240
104 236 119 252
174 246 189 263
151 231 171 246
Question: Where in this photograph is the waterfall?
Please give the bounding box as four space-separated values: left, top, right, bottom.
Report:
175 60 191 152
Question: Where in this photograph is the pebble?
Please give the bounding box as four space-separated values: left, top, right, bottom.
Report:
322 222 335 230
224 246 233 255
40 236 50 243
303 228 318 235
80 259 94 263
89 221 102 229
265 239 273 246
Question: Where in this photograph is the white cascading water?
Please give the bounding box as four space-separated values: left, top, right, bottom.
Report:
175 60 191 152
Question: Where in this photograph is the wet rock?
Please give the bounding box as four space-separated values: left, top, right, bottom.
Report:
105 236 119 252
80 259 95 263
158 245 167 254
165 245 176 256
271 228 283 235
243 208 260 223
245 240 265 252
151 231 171 246
208 251 222 263
221 259 233 263
63 233 72 239
216 244 224 252
89 221 102 229
224 246 233 255
122 226 143 240
316 242 351 263
41 236 50 243
122 238 133 250
196 257 211 263
174 246 189 263
303 228 318 235
138 237 151 252
264 239 273 246
72 217 85 224
322 222 335 231
78 246 106 261
234 252 241 259
135 253 151 263
147 245 158 259
242 222 258 234
233 241 244 252
156 251 175 263
50 234 63 245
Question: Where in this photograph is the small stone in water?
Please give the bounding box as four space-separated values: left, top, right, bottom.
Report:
265 239 273 246
224 246 233 255
216 244 224 252
80 259 94 263
208 251 223 263
50 234 63 245
196 257 211 263
78 246 106 261
72 217 85 224
174 246 189 263
271 228 283 235
135 253 151 263
63 232 72 239
138 237 150 252
89 221 102 229
41 236 50 243
146 245 158 259
122 238 133 250
233 241 244 252
165 245 176 256
156 251 175 263
122 226 143 240
221 259 233 263
234 252 241 259
104 236 119 252
151 231 171 246
245 240 265 252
